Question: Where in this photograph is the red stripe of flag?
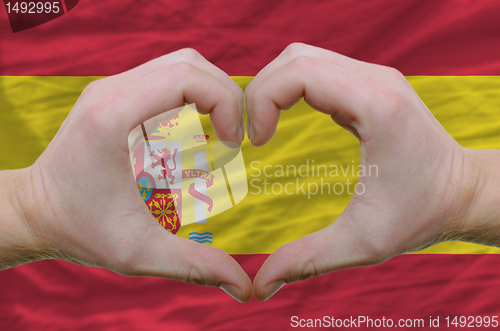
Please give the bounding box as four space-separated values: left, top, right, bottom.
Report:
1 0 500 76
0 255 499 330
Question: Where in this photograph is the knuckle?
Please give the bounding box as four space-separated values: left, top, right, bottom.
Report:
82 92 116 132
277 238 325 282
176 244 214 286
292 55 317 72
80 78 105 99
177 47 201 62
285 42 308 57
299 260 320 281
174 263 209 286
370 82 408 120
186 266 205 285
383 66 407 83
168 61 194 79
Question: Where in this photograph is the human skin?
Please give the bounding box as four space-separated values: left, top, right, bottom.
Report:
1 44 499 304
0 49 252 303
245 43 500 301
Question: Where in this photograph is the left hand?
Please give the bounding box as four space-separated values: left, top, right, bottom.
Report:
6 49 252 302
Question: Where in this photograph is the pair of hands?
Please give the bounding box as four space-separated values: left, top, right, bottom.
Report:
8 43 490 302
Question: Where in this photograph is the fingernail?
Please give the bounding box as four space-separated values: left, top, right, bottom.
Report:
248 119 255 142
220 283 244 303
237 119 245 144
263 280 285 301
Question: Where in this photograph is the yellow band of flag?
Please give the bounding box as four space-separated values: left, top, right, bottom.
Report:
1 76 499 254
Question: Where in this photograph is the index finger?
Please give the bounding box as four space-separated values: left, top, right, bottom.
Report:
81 62 243 148
245 43 380 113
247 56 374 146
112 48 244 116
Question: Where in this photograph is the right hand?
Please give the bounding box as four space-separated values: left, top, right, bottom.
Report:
245 43 488 301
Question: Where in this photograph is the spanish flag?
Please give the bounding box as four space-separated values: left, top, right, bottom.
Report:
1 1 500 330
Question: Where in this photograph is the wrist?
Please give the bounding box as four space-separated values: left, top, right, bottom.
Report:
452 148 500 246
0 167 51 269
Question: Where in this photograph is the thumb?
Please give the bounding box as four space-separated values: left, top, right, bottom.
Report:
119 224 253 303
253 212 383 301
